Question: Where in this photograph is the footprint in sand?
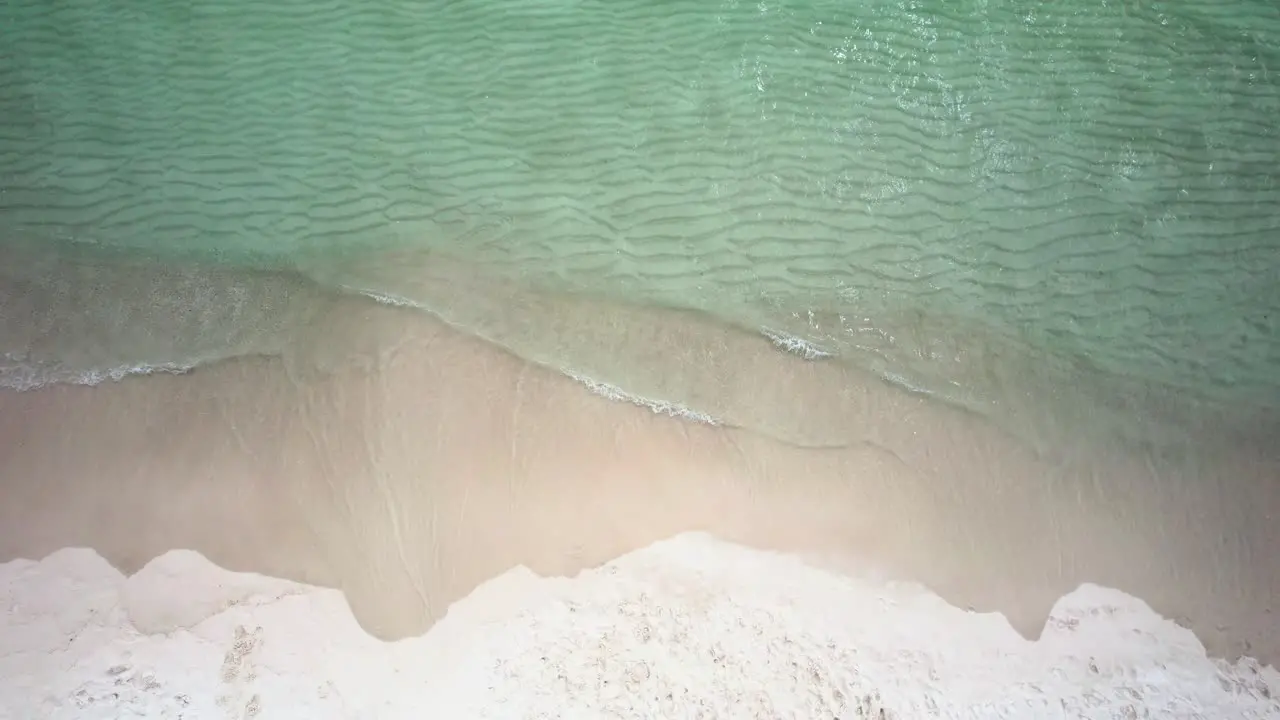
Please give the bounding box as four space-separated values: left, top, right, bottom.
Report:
216 624 264 719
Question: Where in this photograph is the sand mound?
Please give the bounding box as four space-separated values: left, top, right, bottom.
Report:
2 534 1276 720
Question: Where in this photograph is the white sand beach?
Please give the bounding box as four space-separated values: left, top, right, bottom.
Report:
2 535 1277 719
1 299 1278 718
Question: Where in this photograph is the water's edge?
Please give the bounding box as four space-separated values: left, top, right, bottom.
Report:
2 241 1275 465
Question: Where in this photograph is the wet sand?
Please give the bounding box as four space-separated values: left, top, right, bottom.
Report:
0 294 1277 667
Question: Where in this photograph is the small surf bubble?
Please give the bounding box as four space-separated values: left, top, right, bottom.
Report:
0 356 193 392
565 371 719 425
349 288 427 309
761 328 831 360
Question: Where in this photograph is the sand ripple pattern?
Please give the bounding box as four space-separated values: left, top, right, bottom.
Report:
2 0 1278 416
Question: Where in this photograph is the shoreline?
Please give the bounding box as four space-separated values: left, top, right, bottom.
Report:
6 236 1274 459
0 293 1277 669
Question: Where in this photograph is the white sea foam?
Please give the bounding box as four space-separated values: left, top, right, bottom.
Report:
354 285 719 425
761 327 832 360
348 287 428 310
567 371 720 425
0 356 193 392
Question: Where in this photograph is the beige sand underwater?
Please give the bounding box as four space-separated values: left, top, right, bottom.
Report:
1 295 1278 717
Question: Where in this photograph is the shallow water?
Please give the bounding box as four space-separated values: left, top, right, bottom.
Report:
3 0 1279 451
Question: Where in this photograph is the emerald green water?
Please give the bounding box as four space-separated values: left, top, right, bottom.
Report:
2 0 1278 451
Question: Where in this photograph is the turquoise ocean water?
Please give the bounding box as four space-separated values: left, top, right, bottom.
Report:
1 0 1278 456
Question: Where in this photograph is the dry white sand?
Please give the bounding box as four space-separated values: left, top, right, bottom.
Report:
2 534 1277 719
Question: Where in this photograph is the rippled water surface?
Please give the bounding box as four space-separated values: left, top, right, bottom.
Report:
2 0 1278 451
